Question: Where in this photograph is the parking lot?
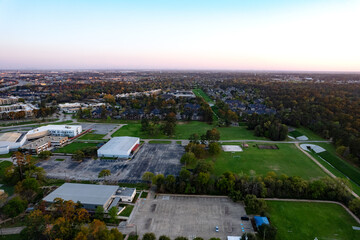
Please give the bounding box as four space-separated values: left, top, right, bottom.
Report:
127 195 253 239
37 143 184 182
77 123 119 135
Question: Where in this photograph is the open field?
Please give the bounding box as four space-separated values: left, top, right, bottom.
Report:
53 142 99 154
267 201 360 240
78 131 106 140
192 88 214 103
112 121 264 140
127 195 253 239
207 143 327 179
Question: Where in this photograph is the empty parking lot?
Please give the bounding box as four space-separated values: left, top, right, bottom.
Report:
37 143 183 182
127 195 253 239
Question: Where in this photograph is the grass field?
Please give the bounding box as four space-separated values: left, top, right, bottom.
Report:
207 143 326 179
78 131 106 140
119 205 134 217
53 142 99 154
306 143 360 195
289 127 325 141
0 152 12 158
267 201 360 240
140 191 148 198
192 88 214 103
112 121 266 140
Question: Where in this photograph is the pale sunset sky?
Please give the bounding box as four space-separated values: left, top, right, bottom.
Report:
0 0 359 71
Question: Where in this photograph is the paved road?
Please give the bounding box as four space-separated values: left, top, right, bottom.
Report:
265 198 360 225
103 124 126 139
295 143 359 198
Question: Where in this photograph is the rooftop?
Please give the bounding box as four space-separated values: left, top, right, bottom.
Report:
0 132 22 143
27 125 81 135
98 136 139 156
43 183 119 207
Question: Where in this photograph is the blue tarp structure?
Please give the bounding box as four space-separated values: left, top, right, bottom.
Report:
254 216 270 228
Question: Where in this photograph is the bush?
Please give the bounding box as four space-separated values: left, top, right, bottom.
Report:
159 236 171 240
38 151 52 160
257 224 277 240
2 196 28 217
143 233 156 240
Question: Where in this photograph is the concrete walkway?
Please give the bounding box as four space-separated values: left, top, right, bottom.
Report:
0 226 25 235
295 143 359 198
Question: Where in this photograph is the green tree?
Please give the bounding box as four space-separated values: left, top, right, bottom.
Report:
175 237 188 240
159 236 171 240
98 169 111 182
244 194 267 214
208 142 221 156
205 128 220 142
142 171 155 183
349 198 360 217
94 206 105 220
72 150 85 161
257 224 277 240
108 206 118 223
180 152 197 167
165 175 176 193
143 233 156 240
38 150 52 160
3 196 28 217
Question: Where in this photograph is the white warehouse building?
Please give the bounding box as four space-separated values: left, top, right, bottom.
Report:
0 132 27 154
97 136 140 159
26 125 82 140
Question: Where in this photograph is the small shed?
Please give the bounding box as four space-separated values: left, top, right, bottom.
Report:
254 216 270 228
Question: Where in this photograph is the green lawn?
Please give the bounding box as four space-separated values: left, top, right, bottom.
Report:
192 88 214 103
55 158 64 161
207 143 326 179
289 127 325 141
53 142 99 154
111 121 265 140
306 143 360 194
118 182 149 190
119 205 134 217
78 131 106 140
140 191 148 198
0 161 12 178
267 201 360 240
0 153 13 158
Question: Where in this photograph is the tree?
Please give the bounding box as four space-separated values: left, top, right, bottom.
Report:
175 237 188 240
75 219 123 240
244 194 267 214
142 171 155 185
241 233 256 240
94 206 105 221
72 150 85 161
104 94 116 104
15 177 40 201
208 142 221 156
257 224 277 240
98 169 111 182
143 233 156 240
180 152 197 167
165 175 176 193
38 151 52 160
159 236 171 240
205 128 220 142
349 198 360 217
2 196 28 217
108 206 118 223
153 174 165 192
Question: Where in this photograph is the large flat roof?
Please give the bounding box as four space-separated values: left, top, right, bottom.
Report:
0 132 22 142
98 136 139 156
43 183 118 206
27 125 81 135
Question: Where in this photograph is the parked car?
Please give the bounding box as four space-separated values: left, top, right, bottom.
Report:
241 216 250 221
215 226 219 232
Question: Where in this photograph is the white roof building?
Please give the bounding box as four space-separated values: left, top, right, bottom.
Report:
26 125 82 140
0 132 27 154
97 136 140 159
43 183 136 211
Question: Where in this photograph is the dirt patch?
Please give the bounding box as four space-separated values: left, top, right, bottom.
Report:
257 144 279 150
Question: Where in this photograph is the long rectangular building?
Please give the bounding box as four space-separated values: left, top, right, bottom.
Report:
97 136 140 159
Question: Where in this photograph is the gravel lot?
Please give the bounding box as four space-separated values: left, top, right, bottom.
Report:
127 195 253 239
37 143 184 182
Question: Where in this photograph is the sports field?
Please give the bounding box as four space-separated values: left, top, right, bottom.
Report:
267 201 360 240
53 142 99 154
208 143 326 179
112 121 265 140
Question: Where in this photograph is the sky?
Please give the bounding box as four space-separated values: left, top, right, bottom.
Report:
0 0 359 71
